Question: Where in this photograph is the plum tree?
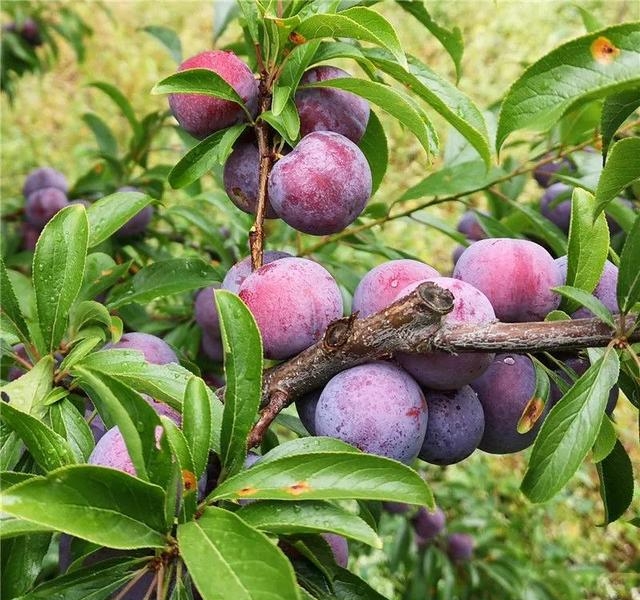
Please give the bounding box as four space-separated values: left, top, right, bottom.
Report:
418 386 485 465
396 277 496 390
453 238 562 322
23 167 68 197
221 251 291 293
313 362 427 463
267 131 372 235
168 50 259 139
107 332 178 365
446 533 474 563
351 259 438 317
24 187 69 229
411 507 446 545
238 257 343 359
295 66 370 143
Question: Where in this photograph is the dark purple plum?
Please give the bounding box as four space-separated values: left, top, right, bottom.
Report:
223 142 278 218
24 187 69 229
222 251 291 293
454 238 562 322
168 50 259 139
456 211 487 241
295 66 370 143
397 277 495 390
268 131 372 235
20 222 40 251
418 386 484 465
238 257 343 360
555 255 619 318
352 259 439 318
194 285 221 338
88 426 137 475
23 167 68 197
540 182 572 231
471 354 547 454
107 332 178 365
20 18 42 46
7 343 29 381
321 533 349 568
314 362 427 463
451 244 466 266
446 533 474 563
411 507 446 544
201 332 224 362
295 389 322 435
382 502 411 515
114 186 153 238
533 156 574 188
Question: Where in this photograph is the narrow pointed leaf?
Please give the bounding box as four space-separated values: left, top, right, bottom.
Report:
358 110 387 195
596 439 634 524
87 191 154 247
553 286 615 327
1 532 52 599
592 415 617 463
594 137 640 217
49 398 95 462
0 259 30 345
0 517 54 540
142 25 182 63
183 376 212 478
0 356 53 418
617 214 640 313
601 89 640 156
82 112 118 157
89 81 141 136
168 129 228 189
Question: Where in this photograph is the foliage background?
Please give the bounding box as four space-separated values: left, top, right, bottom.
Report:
1 1 638 598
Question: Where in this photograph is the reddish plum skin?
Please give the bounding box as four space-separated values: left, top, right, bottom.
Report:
108 332 178 365
412 507 446 543
457 211 486 241
453 238 562 322
418 386 484 465
88 426 136 476
321 533 349 568
194 285 221 338
23 167 68 197
268 132 372 235
295 66 370 143
471 354 546 454
397 277 495 390
555 256 619 318
446 533 474 563
540 182 572 231
352 259 439 318
314 362 428 464
222 251 291 293
223 143 278 218
238 257 343 360
168 50 259 139
25 187 69 229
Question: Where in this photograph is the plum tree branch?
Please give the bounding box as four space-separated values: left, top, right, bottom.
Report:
247 282 638 448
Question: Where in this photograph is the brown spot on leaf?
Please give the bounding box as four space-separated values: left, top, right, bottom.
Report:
517 397 544 434
286 481 311 495
238 487 258 497
182 470 197 491
100 269 113 277
591 36 620 65
289 31 306 45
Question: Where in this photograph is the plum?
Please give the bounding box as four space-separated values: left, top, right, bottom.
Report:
194 285 221 338
107 332 178 365
453 238 562 322
540 182 572 231
268 131 372 235
20 18 42 46
418 386 484 465
24 187 69 229
314 362 428 464
382 502 411 515
168 50 259 139
533 156 574 188
555 255 619 318
7 343 29 381
411 507 446 544
321 533 349 568
397 277 496 390
238 257 343 360
201 332 224 362
114 186 153 238
456 211 486 241
222 251 291 293
352 259 439 318
88 426 137 475
20 222 40 251
295 66 370 143
451 244 466 266
295 389 322 435
471 354 547 454
446 533 474 563
23 167 68 197
223 142 278 218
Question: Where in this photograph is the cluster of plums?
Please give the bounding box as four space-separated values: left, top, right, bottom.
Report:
168 50 373 235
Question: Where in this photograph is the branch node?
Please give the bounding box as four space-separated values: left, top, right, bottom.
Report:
324 315 355 349
417 282 455 315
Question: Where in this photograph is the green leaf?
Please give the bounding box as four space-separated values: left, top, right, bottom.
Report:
216 123 249 165
1 533 52 599
521 349 620 502
0 517 54 540
332 566 390 600
82 112 118 157
396 0 463 81
142 25 182 63
183 377 213 478
597 439 634 524
302 77 436 157
506 199 568 257
594 137 640 216
87 191 154 247
553 286 615 327
600 89 640 156
107 258 221 309
592 415 617 463
161 417 197 521
217 291 263 479
260 99 301 146
178 506 300 600
272 41 321 116
33 205 89 352
49 398 95 462
358 110 387 195
0 402 77 471
88 81 141 137
254 437 360 465
364 48 490 167
168 129 230 189
0 356 54 418
238 500 381 548
292 7 406 68
497 23 640 151
0 424 22 472
617 214 640 313
1 258 31 346
0 465 168 548
78 253 132 303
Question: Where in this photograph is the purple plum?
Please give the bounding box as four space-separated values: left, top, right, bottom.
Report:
23 167 68 197
24 187 69 229
412 507 446 544
446 533 474 563
107 332 178 365
222 251 291 293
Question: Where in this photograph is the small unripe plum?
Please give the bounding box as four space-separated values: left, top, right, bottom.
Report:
446 533 474 563
456 211 486 241
352 259 439 318
23 167 68 197
295 389 322 435
321 533 349 568
238 257 343 360
314 362 427 464
471 354 547 454
453 238 562 322
223 142 278 218
540 182 572 231
555 256 619 318
107 332 178 365
168 50 259 139
397 277 495 390
194 285 221 338
533 156 574 188
418 386 484 465
88 426 136 475
295 66 370 143
24 187 69 229
268 131 372 235
412 507 446 544
222 251 291 293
